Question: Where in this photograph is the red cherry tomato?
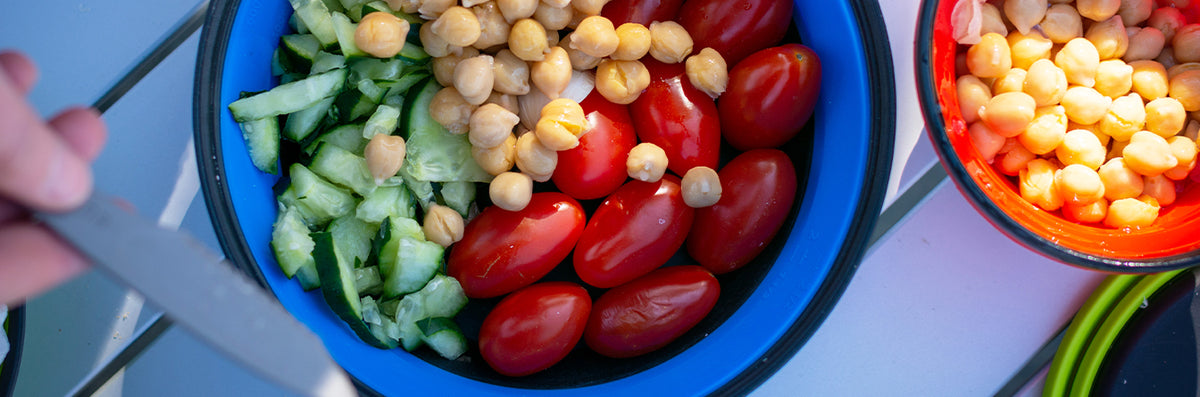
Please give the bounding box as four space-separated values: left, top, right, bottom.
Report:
687 149 797 274
629 60 720 176
479 282 592 377
600 0 683 25
552 90 636 200
719 44 822 151
676 0 794 65
447 192 585 298
573 176 694 288
584 266 719 358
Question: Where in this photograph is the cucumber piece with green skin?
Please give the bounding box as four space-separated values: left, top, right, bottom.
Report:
237 116 281 174
309 143 375 196
394 294 425 351
288 0 338 48
417 317 467 360
397 43 430 64
288 163 356 227
373 216 425 276
355 79 388 103
305 124 366 156
309 51 346 75
312 232 394 349
334 88 379 123
392 274 468 351
401 78 492 183
281 34 321 71
356 185 417 225
289 12 310 35
295 262 321 290
271 48 291 77
354 266 383 296
362 104 400 139
229 68 347 122
327 215 378 268
360 296 401 348
438 181 475 218
349 57 412 81
381 237 442 299
331 12 367 58
283 96 335 142
270 205 315 279
399 167 435 212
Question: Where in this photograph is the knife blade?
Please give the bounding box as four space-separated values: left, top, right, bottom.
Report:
35 193 355 397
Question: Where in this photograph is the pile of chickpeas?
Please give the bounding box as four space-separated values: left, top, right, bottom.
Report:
367 0 728 213
955 0 1200 229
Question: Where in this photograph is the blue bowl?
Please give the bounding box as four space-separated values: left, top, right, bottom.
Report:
0 306 24 397
194 0 894 394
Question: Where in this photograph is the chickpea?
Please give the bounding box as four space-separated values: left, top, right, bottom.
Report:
1086 16 1129 60
432 6 482 48
981 3 1009 38
542 0 570 8
648 21 694 64
420 21 456 58
469 103 521 148
966 33 1014 79
454 55 495 105
1109 138 1132 161
1056 163 1107 205
993 68 1029 95
1021 106 1068 154
1142 174 1177 206
1123 27 1166 62
958 75 993 124
1123 130 1179 176
472 133 517 175
1099 157 1145 199
980 91 1038 137
509 18 549 61
1024 59 1068 106
1008 30 1053 70
485 91 521 117
429 87 477 134
1100 94 1147 141
684 48 729 99
1062 86 1113 125
997 139 1038 175
969 122 1007 163
1164 138 1199 181
533 0 573 31
681 166 722 208
492 49 531 96
433 49 480 88
535 98 587 149
1095 59 1134 98
627 142 668 182
571 16 620 58
612 23 652 61
364 134 407 184
1057 129 1108 169
489 172 533 211
1170 63 1200 79
473 1 511 50
423 205 465 247
595 59 651 104
1078 0 1121 21
1056 38 1101 87
531 46 572 98
1072 121 1113 145
1157 47 1179 69
561 32 603 70
1063 197 1109 223
1130 60 1169 101
1118 0 1154 26
354 12 411 59
1104 195 1159 228
1020 158 1065 211
1042 4 1082 43
545 28 561 47
1144 97 1187 137
514 131 558 181
1169 69 1200 111
1150 7 1187 43
419 0 456 19
385 0 420 13
1004 0 1047 35
571 0 610 15
497 0 538 23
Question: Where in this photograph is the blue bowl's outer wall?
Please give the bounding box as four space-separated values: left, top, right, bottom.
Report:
203 0 889 394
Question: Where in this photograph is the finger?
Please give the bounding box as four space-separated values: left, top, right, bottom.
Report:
48 107 107 162
0 71 93 211
0 50 38 95
0 221 89 306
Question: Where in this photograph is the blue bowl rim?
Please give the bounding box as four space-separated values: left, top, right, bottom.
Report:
193 0 896 393
913 0 1200 273
0 305 25 397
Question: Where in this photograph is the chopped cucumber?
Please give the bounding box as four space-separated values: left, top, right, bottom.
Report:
356 185 417 224
331 12 367 58
417 317 467 360
393 274 467 351
305 124 367 155
334 88 379 123
288 163 356 227
281 34 321 71
361 296 401 348
327 215 378 268
309 143 375 196
354 266 383 296
439 181 475 218
400 78 492 183
237 116 280 174
399 168 436 212
229 68 347 122
374 216 425 276
362 105 401 139
381 237 442 299
312 231 393 349
288 0 339 48
309 51 347 75
270 205 315 279
283 96 335 142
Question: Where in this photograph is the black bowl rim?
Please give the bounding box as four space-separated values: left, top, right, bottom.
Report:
914 0 1200 274
0 305 25 397
193 0 896 394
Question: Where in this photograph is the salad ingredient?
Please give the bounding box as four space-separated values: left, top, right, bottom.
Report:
676 0 792 65
403 79 493 183
957 75 992 124
497 0 537 23
1099 157 1145 200
553 90 637 199
364 134 407 184
630 60 720 175
447 192 585 298
1056 164 1106 205
471 132 518 175
453 55 495 105
1020 158 1065 211
584 266 719 358
489 171 534 211
431 47 479 86
1086 15 1128 60
685 47 727 99
980 91 1037 137
419 21 455 58
472 2 511 49
571 0 610 16
531 46 573 98
429 87 476 134
1043 4 1083 43
965 33 1012 78
469 103 521 148
1061 86 1111 124
647 21 693 64
1105 196 1160 227
719 44 821 150
1171 69 1200 110
1142 174 1177 205
492 49 532 95
534 2 572 30
1123 130 1177 176
1078 0 1122 21
479 282 591 376
1004 0 1048 35
688 149 797 274
1146 97 1188 136
509 18 549 61
1056 38 1101 87
535 98 587 150
356 12 412 58
601 0 682 25
594 58 650 104
574 176 694 288
514 130 559 181
1125 27 1166 62
681 166 721 208
571 16 620 58
313 230 397 349
432 6 482 47
562 32 603 70
612 22 651 61
626 142 667 182
422 204 465 247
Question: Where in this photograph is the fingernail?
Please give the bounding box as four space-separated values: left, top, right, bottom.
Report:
41 148 92 210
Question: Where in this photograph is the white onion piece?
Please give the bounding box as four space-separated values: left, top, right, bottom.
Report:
952 0 985 45
518 70 595 131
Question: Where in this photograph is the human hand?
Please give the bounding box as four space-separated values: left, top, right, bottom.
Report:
0 50 107 306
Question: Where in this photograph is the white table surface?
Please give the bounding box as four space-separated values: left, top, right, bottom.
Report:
0 1 1109 395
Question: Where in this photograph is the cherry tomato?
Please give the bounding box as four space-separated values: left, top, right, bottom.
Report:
600 0 683 25
584 266 719 358
479 282 592 377
447 192 585 298
687 149 797 274
629 60 720 176
552 90 636 200
676 0 794 65
719 44 822 151
573 176 694 288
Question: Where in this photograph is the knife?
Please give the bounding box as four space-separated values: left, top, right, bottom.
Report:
35 193 356 397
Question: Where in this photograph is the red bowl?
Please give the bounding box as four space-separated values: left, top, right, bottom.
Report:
915 0 1200 272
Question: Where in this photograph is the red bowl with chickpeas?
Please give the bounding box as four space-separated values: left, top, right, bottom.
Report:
918 0 1200 272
